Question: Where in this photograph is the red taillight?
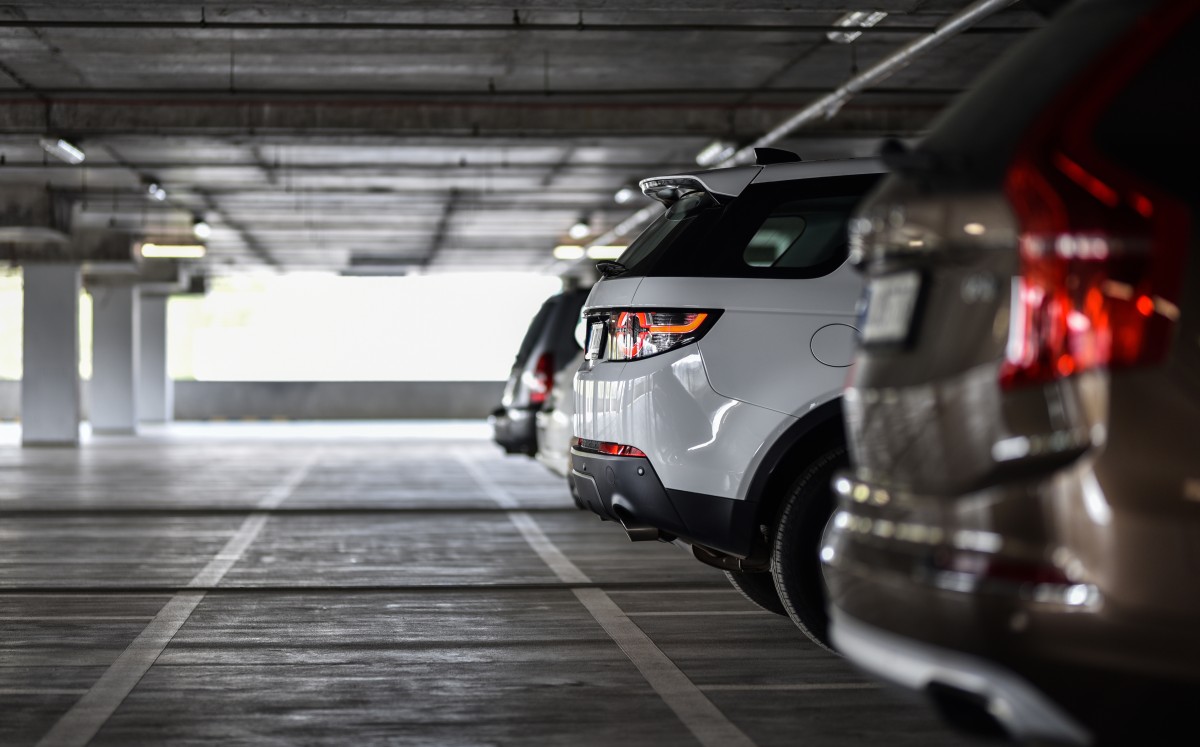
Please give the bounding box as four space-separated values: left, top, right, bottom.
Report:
529 352 554 405
595 309 716 361
571 437 646 458
999 4 1194 390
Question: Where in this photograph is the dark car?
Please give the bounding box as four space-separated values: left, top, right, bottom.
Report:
821 0 1200 743
492 288 588 455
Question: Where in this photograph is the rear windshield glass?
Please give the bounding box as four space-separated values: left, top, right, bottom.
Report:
615 173 879 279
514 297 555 366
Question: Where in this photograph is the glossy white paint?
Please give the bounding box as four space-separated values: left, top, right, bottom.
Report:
635 266 860 416
574 345 790 500
573 159 875 504
535 350 584 478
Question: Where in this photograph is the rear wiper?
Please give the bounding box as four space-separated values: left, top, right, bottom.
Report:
596 261 627 278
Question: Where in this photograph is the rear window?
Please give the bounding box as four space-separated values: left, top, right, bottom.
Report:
614 174 878 279
513 297 555 366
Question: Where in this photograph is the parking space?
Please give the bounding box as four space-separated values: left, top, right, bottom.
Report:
1 423 964 746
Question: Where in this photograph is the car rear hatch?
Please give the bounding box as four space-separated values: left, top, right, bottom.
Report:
847 0 1199 497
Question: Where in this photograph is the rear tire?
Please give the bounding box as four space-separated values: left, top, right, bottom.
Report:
771 444 847 652
724 569 787 616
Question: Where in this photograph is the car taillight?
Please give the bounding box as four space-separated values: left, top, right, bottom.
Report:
571 437 647 458
528 352 554 405
999 4 1195 390
594 309 719 361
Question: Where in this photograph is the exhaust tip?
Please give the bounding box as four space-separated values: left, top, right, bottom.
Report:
926 682 1009 740
612 505 661 542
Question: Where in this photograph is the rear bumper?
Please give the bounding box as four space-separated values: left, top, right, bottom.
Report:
824 470 1200 742
569 447 759 557
490 406 537 454
831 610 1090 744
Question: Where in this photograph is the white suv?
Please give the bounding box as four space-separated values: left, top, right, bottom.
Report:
570 153 882 648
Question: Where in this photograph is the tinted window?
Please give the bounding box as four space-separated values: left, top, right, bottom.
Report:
614 173 879 280
616 191 723 276
742 196 859 271
513 298 555 366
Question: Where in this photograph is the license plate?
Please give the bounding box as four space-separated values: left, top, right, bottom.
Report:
860 272 921 344
585 322 605 360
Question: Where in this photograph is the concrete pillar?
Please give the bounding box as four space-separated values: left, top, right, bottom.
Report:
90 283 140 434
21 264 82 447
138 294 173 423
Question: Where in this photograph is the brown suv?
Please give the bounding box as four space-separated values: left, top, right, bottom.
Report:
821 1 1200 744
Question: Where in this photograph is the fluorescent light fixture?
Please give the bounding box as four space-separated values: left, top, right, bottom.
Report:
827 11 888 44
553 244 586 260
147 182 167 201
192 218 212 239
695 139 736 167
140 243 206 259
568 219 591 240
613 187 637 205
38 137 86 165
586 245 627 260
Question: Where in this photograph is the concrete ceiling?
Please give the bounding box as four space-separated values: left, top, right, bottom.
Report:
0 1 1046 275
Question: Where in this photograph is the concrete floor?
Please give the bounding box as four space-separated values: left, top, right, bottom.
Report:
0 422 970 746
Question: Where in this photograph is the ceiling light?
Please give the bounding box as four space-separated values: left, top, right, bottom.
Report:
613 187 637 205
695 139 737 167
568 218 591 240
585 245 627 260
963 222 986 236
146 182 167 201
553 244 586 260
38 137 86 165
827 11 888 44
192 217 212 239
140 243 206 259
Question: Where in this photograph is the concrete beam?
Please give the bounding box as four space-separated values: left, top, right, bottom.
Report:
0 99 940 138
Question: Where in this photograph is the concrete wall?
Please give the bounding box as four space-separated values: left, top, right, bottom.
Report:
0 381 504 420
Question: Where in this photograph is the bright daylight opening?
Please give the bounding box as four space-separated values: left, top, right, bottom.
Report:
0 271 563 382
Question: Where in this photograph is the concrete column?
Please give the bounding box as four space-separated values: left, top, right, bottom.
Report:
21 264 82 447
90 283 140 434
138 294 173 423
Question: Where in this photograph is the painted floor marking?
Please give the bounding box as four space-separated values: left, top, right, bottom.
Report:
455 452 755 747
35 454 319 747
701 683 880 692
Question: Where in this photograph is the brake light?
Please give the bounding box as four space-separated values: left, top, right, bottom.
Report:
999 4 1194 390
592 309 719 361
528 352 554 405
571 437 647 458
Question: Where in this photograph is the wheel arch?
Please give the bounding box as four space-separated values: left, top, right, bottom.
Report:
745 397 846 539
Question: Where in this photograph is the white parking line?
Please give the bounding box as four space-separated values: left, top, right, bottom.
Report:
35 455 319 747
455 452 756 747
701 683 880 692
626 611 764 617
0 616 154 622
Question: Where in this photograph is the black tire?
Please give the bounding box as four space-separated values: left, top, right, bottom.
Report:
724 569 787 616
771 444 848 652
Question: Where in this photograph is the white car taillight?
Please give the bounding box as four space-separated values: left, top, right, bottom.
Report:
589 309 720 362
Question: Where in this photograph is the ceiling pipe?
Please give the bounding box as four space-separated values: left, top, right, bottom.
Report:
724 0 1020 166
588 0 1021 248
